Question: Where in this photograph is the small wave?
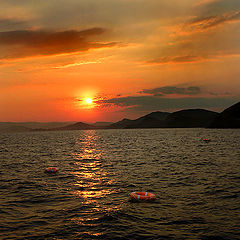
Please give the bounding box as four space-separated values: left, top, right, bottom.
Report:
1 129 240 240
221 194 239 199
200 235 234 240
169 217 206 225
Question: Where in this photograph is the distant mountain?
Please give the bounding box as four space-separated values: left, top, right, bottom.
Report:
165 109 218 128
125 111 170 128
1 102 240 133
0 126 32 133
0 122 76 130
108 110 218 129
108 118 133 129
208 101 240 128
92 122 114 127
109 111 170 129
52 122 96 131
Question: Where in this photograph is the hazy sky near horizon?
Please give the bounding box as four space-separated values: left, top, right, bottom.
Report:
0 0 239 122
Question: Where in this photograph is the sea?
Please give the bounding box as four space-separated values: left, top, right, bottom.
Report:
0 129 239 240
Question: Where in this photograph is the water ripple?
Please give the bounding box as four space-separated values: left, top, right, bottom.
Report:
0 129 240 239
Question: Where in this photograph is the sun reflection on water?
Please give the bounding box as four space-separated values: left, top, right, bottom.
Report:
70 130 121 228
75 188 114 199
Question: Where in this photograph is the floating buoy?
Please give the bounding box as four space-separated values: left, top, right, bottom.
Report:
129 192 156 202
45 167 59 173
203 138 211 142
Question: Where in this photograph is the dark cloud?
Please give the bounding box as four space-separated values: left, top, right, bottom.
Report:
4 0 192 30
0 28 117 59
98 95 237 112
186 10 240 31
147 55 206 64
197 0 240 16
172 0 240 38
187 0 240 32
0 18 28 30
162 1 240 66
139 86 201 96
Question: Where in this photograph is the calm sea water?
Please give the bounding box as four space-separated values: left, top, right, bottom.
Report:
0 129 240 240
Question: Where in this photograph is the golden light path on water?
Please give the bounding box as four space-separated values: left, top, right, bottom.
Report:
70 130 122 236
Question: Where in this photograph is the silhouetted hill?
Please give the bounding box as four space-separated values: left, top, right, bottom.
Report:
109 110 217 129
2 102 240 133
125 111 170 128
109 118 133 128
165 109 218 128
109 111 170 129
92 122 114 127
208 101 240 128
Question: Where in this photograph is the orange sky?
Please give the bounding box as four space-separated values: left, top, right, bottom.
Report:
0 0 239 122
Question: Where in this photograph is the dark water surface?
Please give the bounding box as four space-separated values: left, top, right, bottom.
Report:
0 129 240 240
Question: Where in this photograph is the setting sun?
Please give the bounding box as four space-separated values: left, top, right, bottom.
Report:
85 98 93 104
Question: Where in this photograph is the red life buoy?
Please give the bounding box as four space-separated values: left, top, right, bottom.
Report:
45 167 59 173
130 192 156 202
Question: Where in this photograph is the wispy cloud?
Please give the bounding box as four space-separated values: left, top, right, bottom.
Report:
52 60 103 69
194 0 220 7
146 55 207 65
146 52 240 65
172 10 240 37
187 10 240 30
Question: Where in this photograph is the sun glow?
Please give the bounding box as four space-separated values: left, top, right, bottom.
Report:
85 98 93 104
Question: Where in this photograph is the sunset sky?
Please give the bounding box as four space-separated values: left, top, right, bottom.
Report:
0 0 239 122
